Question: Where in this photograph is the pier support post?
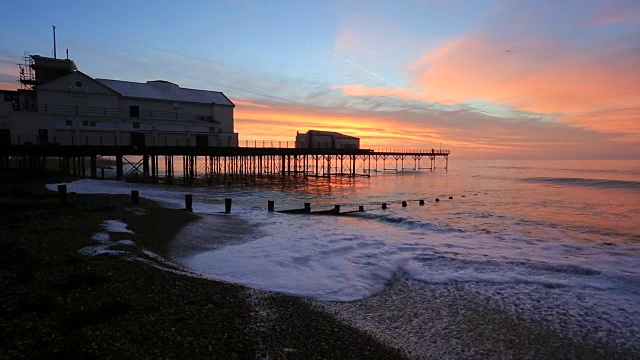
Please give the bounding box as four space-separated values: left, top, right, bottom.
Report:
143 155 150 176
224 198 232 214
131 190 139 205
116 155 123 180
90 155 97 178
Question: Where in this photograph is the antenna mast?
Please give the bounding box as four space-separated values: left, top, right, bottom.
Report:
52 25 57 59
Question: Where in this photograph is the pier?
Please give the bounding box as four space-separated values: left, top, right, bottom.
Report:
0 143 449 183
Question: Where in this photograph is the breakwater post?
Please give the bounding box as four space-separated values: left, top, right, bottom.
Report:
131 190 139 205
419 199 425 205
268 200 274 212
334 205 340 214
359 205 364 212
304 202 311 213
382 203 387 209
185 194 193 212
402 201 407 207
225 198 232 214
58 184 67 205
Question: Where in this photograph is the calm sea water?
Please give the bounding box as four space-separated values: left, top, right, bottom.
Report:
54 159 640 347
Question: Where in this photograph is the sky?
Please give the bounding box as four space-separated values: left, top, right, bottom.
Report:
1 0 639 159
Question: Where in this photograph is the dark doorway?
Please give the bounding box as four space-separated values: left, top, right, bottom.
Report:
196 135 208 148
131 132 145 147
38 129 48 144
0 129 10 145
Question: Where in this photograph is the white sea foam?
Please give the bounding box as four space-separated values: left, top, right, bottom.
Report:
102 219 134 234
49 176 640 349
91 232 110 243
78 244 127 257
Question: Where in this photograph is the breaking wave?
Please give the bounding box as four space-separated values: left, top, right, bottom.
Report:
523 177 640 190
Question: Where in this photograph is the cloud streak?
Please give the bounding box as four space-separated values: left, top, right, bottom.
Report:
332 1 640 145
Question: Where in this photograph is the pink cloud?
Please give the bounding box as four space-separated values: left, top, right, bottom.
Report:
333 31 640 141
0 81 19 91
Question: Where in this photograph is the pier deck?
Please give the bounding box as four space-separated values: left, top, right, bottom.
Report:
0 144 450 182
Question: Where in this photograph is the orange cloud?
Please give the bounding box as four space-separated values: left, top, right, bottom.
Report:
233 99 273 109
0 81 19 91
333 33 640 141
232 98 637 159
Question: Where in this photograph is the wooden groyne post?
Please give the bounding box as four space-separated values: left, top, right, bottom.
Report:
225 198 232 214
57 184 67 205
131 190 139 205
268 200 274 212
185 194 193 212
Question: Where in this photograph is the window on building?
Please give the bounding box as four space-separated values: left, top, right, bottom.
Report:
133 122 140 129
65 120 72 126
82 121 89 126
129 105 140 118
90 121 96 127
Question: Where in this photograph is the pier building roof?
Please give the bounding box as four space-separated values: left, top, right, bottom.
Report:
95 79 235 106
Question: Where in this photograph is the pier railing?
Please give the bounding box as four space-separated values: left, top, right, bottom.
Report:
3 134 450 154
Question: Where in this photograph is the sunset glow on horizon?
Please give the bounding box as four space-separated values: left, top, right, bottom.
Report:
1 0 639 159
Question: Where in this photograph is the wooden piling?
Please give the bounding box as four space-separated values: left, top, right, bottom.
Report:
382 202 387 209
225 198 232 214
402 201 407 207
435 198 440 202
131 190 139 205
419 199 425 205
333 205 340 214
304 202 311 213
185 194 193 212
268 200 275 212
448 196 453 200
116 155 123 180
359 205 364 212
90 155 97 178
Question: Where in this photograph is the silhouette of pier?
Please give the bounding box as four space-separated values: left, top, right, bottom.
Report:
0 143 449 182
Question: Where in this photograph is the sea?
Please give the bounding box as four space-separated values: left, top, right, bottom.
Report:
51 158 640 352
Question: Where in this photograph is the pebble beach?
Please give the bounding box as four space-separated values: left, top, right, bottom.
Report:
0 172 404 359
1 171 638 359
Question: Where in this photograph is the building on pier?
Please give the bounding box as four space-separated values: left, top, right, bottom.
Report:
295 130 360 149
0 53 238 147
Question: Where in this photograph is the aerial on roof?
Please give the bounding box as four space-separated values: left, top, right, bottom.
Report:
95 79 234 106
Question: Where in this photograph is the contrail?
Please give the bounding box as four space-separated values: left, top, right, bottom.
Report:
336 54 400 87
293 32 399 87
